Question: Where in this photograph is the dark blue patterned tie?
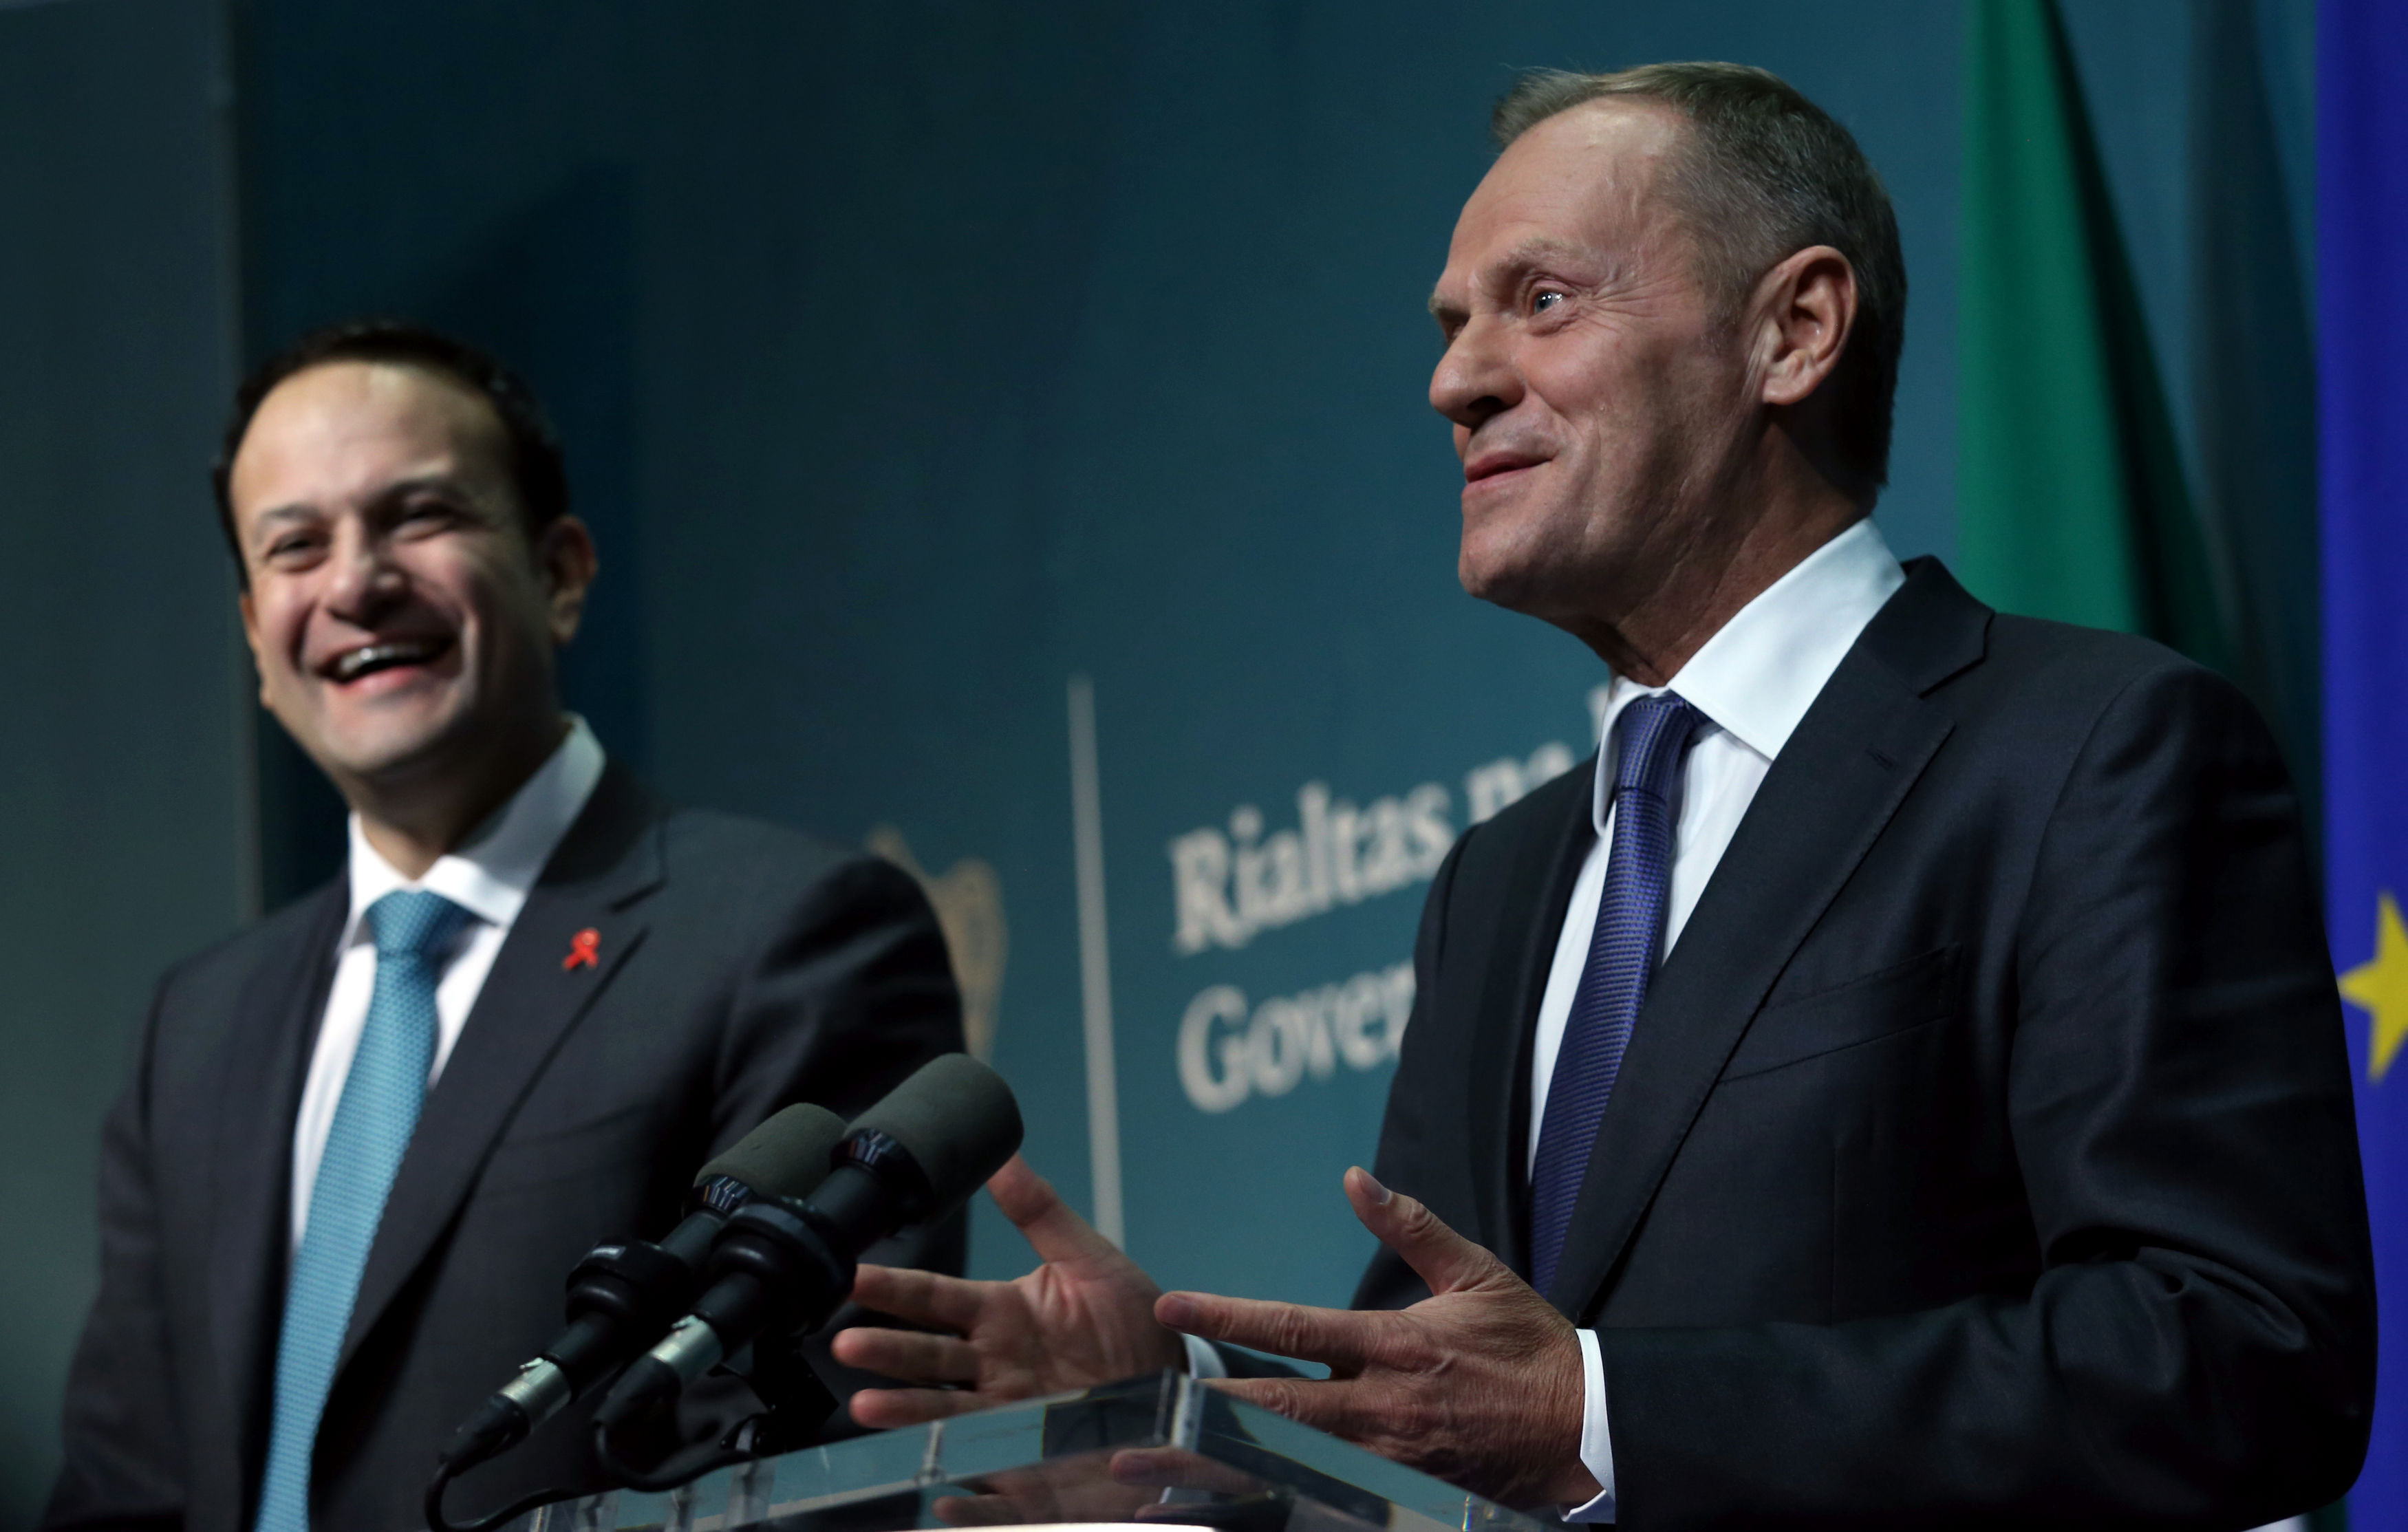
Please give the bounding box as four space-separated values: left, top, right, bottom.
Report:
255 889 469 1532
1528 692 1703 1299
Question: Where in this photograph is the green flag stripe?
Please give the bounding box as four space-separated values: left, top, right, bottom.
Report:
1959 0 2232 670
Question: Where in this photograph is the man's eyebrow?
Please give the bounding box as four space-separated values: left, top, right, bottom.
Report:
1491 236 1593 283
369 473 469 503
246 504 319 539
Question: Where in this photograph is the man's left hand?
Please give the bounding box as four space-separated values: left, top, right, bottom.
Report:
1154 1168 1599 1512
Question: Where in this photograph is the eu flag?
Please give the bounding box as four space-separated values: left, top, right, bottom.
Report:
2323 1 2408 1521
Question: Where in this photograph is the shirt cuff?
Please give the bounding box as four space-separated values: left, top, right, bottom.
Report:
1560 1328 1617 1522
1181 1331 1229 1379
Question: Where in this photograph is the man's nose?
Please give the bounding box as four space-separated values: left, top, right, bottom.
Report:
323 526 406 620
1429 318 1519 432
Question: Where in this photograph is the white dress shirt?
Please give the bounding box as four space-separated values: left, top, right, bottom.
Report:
1537 518 1905 1520
287 716 606 1250
1176 524 1907 1493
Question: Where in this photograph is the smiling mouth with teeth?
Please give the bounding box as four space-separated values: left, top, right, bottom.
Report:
330 639 448 683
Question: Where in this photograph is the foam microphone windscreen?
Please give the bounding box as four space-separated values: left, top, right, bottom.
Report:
693 1102 849 1201
852 1053 1024 1205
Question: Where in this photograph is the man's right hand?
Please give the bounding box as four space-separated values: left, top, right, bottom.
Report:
835 1155 1185 1427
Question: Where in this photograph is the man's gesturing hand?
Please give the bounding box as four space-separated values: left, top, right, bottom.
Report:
1156 1168 1596 1513
835 1155 1183 1428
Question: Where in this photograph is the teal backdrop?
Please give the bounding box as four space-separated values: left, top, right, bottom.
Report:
233 0 1972 1308
0 1 2312 1523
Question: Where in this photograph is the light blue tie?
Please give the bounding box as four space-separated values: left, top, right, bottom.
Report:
254 889 469 1532
1528 693 1702 1299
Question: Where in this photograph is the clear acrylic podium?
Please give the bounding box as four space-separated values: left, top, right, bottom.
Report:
504 1372 1552 1532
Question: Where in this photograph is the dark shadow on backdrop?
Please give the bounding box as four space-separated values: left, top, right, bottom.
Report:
2191 0 2320 841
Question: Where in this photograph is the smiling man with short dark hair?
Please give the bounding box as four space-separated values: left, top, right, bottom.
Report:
229 338 595 881
46 321 965 1532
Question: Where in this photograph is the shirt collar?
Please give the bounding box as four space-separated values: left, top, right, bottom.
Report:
1591 517 1906 834
340 715 608 948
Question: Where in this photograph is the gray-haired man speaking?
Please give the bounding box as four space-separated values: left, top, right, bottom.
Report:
832 63 2372 1528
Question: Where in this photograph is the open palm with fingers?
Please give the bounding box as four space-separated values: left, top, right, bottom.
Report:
835 1155 1185 1428
1154 1166 1593 1512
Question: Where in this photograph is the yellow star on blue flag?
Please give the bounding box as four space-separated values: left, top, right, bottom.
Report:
2341 891 2408 1082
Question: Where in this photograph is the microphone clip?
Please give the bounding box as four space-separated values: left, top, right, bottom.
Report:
718 1331 841 1458
564 1239 694 1335
700 1199 854 1337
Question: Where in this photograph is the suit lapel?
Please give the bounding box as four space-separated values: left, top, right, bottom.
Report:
1547 559 1988 1320
207 880 346 1468
336 762 667 1372
1462 767 1595 1275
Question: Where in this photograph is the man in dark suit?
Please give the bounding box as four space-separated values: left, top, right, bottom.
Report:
44 321 965 1532
830 63 2374 1529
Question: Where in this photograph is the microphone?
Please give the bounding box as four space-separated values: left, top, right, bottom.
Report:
594 1054 1022 1434
438 1102 849 1472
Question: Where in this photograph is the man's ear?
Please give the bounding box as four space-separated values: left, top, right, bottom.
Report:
537 515 599 645
1754 245 1858 407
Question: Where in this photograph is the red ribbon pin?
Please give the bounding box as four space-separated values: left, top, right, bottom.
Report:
563 927 601 972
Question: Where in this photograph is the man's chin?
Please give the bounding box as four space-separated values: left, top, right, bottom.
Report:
1458 546 1548 614
304 713 475 795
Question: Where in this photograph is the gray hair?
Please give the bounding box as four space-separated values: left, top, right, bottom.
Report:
1494 63 1906 500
